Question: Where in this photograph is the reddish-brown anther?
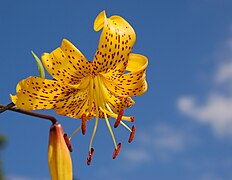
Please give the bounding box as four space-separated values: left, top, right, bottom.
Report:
63 133 73 152
130 116 135 122
112 143 122 159
128 125 136 143
87 148 94 166
114 109 124 128
82 114 87 135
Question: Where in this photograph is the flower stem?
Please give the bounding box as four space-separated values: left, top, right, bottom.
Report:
0 103 57 124
0 102 14 113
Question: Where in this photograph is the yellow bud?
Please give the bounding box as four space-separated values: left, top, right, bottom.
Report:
48 123 73 180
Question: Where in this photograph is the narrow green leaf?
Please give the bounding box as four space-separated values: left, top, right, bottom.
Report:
31 51 45 78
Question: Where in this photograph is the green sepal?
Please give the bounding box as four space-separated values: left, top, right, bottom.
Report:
31 51 45 78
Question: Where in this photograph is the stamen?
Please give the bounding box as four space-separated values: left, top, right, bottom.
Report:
112 143 122 159
89 115 99 151
114 108 124 128
128 125 136 143
69 125 81 140
120 121 132 132
88 78 93 113
89 92 99 151
64 133 73 152
104 112 117 148
130 116 135 122
103 106 133 122
87 147 94 166
81 114 87 135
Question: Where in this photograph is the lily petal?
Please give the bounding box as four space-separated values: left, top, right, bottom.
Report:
92 11 136 78
10 76 76 110
102 54 148 97
42 39 92 85
55 89 89 119
106 89 135 113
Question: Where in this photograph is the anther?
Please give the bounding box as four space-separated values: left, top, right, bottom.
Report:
64 133 73 152
112 143 122 159
130 116 135 122
81 114 87 135
128 125 136 143
114 109 124 128
87 148 94 166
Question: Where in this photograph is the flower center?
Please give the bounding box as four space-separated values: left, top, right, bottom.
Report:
69 74 136 165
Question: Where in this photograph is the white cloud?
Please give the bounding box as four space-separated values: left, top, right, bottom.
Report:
178 94 232 136
200 173 223 180
123 148 150 163
177 30 232 137
215 62 232 84
151 124 185 152
6 176 49 180
123 123 194 166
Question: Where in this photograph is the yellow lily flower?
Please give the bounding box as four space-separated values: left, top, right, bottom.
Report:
11 10 148 163
48 123 72 180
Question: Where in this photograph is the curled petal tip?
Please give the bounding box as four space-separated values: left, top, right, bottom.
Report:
94 10 106 31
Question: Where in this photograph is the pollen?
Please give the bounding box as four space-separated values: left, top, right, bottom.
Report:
114 108 124 128
112 143 122 159
87 148 94 166
81 114 87 135
128 125 136 143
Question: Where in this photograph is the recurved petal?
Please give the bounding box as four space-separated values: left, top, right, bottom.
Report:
10 76 76 110
102 54 148 97
92 11 136 77
42 39 92 85
106 89 135 113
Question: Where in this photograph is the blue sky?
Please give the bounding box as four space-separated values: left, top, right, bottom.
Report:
1 0 232 179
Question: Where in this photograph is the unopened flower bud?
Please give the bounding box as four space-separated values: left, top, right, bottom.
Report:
48 123 73 180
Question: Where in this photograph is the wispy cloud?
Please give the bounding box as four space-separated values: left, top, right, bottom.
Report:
177 28 232 137
123 148 150 163
215 62 232 84
200 173 224 180
178 94 232 136
122 123 196 166
6 176 49 180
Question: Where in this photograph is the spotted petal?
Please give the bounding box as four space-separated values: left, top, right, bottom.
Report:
42 39 92 85
102 53 148 97
105 88 135 113
54 89 89 119
10 76 76 110
92 11 136 78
